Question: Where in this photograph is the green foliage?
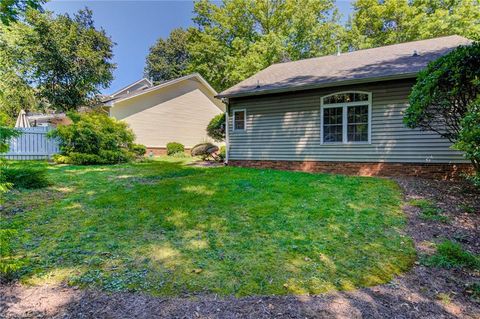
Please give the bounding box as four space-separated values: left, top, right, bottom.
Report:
0 228 25 282
191 142 219 160
0 8 115 113
207 113 225 142
0 0 44 25
218 145 226 161
0 126 20 154
131 144 146 157
49 112 143 165
409 199 448 222
423 240 480 270
2 160 414 295
145 28 190 83
404 42 480 170
188 0 343 91
0 166 50 189
454 99 480 172
166 142 185 156
348 0 480 49
466 282 480 301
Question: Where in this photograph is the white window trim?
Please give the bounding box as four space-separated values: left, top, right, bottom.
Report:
232 109 246 132
320 91 372 145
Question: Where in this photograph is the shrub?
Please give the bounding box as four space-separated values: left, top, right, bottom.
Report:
191 143 219 160
166 142 185 156
423 240 480 270
207 113 225 142
0 166 50 189
404 42 480 172
218 145 226 161
131 144 146 157
49 112 145 165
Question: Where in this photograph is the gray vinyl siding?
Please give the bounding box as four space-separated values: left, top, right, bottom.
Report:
227 79 467 163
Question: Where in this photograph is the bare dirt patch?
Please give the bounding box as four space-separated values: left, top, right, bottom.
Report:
1 177 479 318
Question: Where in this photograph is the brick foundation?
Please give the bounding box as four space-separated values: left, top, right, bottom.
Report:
227 160 474 180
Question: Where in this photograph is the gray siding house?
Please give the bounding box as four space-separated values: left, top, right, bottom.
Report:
217 35 473 178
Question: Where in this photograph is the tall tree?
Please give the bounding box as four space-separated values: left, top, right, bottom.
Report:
145 28 190 83
0 8 116 114
0 0 45 25
188 0 344 91
347 0 480 49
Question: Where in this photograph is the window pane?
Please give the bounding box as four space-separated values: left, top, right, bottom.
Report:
234 111 245 130
323 107 343 142
323 92 369 104
347 105 368 142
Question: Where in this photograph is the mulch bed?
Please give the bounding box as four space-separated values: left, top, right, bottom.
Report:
1 177 479 319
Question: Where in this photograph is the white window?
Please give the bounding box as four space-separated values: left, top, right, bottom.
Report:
233 109 246 131
321 92 371 144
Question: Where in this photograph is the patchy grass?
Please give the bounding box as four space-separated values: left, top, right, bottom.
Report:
1 159 415 296
409 199 449 222
422 240 480 270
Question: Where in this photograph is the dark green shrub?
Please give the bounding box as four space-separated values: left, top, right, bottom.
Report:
49 112 145 165
131 144 146 157
0 166 50 189
191 143 219 160
207 113 225 142
166 142 185 156
423 240 480 270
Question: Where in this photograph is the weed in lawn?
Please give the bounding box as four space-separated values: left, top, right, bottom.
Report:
409 199 448 222
465 282 480 302
422 240 480 270
459 203 477 214
2 159 415 296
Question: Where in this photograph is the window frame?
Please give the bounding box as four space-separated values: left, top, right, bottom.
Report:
232 109 247 132
320 91 372 144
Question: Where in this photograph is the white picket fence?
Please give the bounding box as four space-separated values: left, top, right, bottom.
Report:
2 127 60 160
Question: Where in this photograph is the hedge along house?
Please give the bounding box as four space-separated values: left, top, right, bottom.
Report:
217 35 473 179
102 74 225 155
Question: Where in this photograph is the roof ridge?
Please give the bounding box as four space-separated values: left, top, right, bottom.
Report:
269 35 469 68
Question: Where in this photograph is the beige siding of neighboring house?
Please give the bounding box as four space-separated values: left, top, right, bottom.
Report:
109 79 223 148
227 79 467 163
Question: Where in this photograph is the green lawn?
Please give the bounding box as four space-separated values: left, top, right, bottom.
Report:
1 159 415 296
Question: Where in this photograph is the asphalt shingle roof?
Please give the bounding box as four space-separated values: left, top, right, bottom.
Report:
217 35 472 98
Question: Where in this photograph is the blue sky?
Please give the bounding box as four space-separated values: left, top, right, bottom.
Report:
45 0 355 95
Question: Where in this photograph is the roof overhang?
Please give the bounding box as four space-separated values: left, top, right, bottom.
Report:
106 73 219 107
216 72 418 99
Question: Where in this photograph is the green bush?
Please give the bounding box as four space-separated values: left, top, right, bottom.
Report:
191 143 219 160
49 112 145 165
0 166 50 189
207 113 225 142
218 145 226 161
166 142 185 156
131 144 146 157
423 240 480 270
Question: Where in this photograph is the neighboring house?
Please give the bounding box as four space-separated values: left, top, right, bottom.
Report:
102 73 224 154
217 35 473 178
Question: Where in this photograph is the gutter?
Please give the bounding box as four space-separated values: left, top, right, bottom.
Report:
216 73 418 99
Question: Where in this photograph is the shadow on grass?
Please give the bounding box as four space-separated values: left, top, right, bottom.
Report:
3 160 415 297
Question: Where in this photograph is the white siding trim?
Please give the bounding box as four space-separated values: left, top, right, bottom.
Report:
232 109 247 132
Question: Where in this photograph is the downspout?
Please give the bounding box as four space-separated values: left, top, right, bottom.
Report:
223 98 230 165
